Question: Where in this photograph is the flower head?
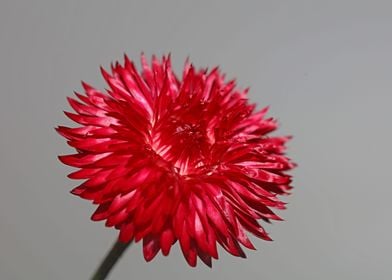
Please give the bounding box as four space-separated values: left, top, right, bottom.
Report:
57 54 295 267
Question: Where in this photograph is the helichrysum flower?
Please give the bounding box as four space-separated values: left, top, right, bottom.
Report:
57 54 295 267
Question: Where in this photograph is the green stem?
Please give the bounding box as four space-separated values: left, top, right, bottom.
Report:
91 240 132 280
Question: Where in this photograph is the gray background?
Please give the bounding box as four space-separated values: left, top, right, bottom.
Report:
0 0 391 279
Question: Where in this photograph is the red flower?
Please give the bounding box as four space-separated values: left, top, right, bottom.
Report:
57 54 295 267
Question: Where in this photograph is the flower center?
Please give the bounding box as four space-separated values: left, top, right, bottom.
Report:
149 117 211 176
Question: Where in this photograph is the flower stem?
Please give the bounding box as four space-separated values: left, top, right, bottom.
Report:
91 240 132 280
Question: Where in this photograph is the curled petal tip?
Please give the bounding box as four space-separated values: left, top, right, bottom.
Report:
70 187 84 196
100 66 111 80
80 80 91 90
57 155 67 164
123 53 131 65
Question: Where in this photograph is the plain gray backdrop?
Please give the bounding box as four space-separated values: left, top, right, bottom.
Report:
1 0 391 279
